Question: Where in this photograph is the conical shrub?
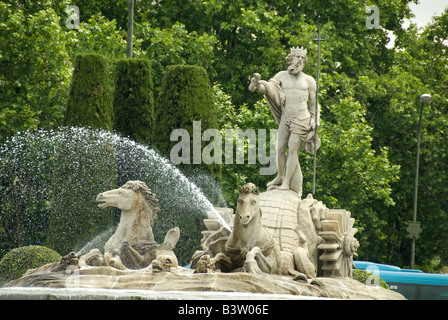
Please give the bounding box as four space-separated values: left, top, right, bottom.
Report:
64 53 113 130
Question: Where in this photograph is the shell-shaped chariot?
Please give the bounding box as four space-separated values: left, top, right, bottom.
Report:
194 189 359 278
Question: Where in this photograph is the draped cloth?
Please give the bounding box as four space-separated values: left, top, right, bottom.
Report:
263 78 320 154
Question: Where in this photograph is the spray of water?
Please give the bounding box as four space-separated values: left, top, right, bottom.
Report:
0 127 231 264
75 226 115 256
112 131 232 232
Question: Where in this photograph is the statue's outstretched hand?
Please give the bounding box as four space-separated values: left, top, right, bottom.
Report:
249 73 261 92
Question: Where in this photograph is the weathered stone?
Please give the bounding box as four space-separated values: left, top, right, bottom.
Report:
249 47 320 196
80 180 180 270
3 263 404 300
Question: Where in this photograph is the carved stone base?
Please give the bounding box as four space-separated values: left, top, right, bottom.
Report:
3 263 405 300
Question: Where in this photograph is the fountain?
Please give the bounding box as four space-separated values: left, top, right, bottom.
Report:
0 127 403 299
0 175 404 300
0 127 227 268
0 46 405 300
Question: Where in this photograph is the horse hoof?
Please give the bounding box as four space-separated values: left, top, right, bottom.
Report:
291 271 308 282
310 278 323 287
243 260 263 275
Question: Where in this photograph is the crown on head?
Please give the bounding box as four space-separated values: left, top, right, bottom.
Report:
290 46 307 56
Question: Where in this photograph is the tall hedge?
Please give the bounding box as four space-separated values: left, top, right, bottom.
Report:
152 65 220 264
113 58 154 144
153 65 218 176
64 53 113 130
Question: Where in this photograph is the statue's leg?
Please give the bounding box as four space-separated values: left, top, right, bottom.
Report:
280 133 302 190
293 247 316 278
211 252 233 272
79 248 107 267
120 241 145 269
105 251 126 270
267 121 289 187
288 164 303 197
243 248 264 274
243 247 276 274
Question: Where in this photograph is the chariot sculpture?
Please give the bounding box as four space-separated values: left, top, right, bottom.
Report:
192 183 360 279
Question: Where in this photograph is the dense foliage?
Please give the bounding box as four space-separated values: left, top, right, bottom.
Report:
1 0 447 272
0 128 117 256
352 269 390 290
113 58 154 143
0 1 71 138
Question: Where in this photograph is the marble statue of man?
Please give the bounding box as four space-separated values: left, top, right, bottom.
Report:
249 47 320 197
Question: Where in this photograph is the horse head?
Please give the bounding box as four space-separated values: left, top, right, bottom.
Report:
96 180 159 226
236 183 261 226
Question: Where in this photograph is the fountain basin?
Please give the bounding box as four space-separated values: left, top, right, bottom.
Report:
2 263 405 300
0 287 329 300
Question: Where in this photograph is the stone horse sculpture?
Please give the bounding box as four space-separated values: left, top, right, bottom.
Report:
80 180 180 270
209 183 315 279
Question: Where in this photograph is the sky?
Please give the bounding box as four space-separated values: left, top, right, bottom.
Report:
403 0 448 29
386 0 448 48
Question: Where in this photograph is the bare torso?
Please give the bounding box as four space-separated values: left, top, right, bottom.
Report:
274 71 313 120
247 50 319 195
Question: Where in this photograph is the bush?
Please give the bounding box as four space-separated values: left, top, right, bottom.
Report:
113 58 154 144
0 246 61 284
352 269 390 290
64 53 114 130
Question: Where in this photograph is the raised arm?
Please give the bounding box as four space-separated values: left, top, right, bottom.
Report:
248 72 284 125
248 73 270 94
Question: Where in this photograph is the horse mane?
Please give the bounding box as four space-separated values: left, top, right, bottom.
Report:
238 183 259 195
120 180 160 224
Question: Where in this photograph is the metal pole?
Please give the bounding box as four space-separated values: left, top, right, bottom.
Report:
410 102 423 269
126 0 134 58
413 102 424 223
312 26 326 195
410 93 431 269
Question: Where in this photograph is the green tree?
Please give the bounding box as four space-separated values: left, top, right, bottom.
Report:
214 83 277 207
67 0 129 31
113 58 154 143
354 9 448 269
0 2 71 140
65 14 130 61
135 21 216 100
0 246 61 284
64 53 114 130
